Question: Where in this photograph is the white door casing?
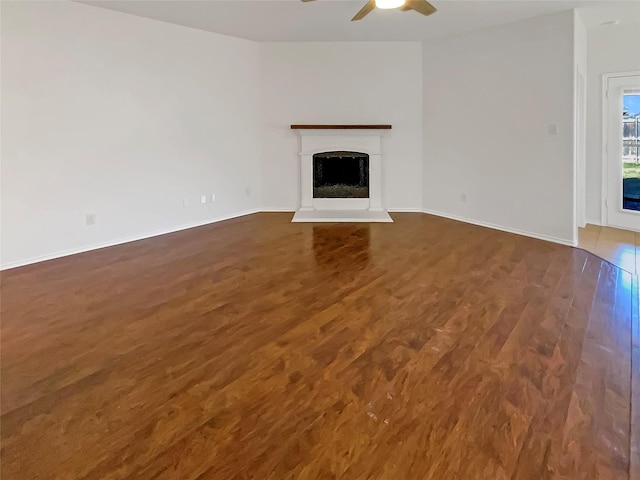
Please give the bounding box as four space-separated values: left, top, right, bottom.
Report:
603 73 640 232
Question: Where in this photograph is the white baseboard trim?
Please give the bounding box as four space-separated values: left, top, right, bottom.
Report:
0 208 261 271
421 208 577 247
263 208 424 214
386 208 424 213
585 218 602 227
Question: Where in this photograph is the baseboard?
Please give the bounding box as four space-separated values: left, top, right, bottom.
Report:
421 208 577 247
585 218 602 227
265 208 423 214
386 208 424 213
0 208 261 271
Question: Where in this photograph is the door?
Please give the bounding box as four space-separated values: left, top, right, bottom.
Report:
605 74 640 231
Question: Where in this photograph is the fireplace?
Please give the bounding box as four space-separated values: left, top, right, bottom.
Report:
291 125 393 223
313 151 369 199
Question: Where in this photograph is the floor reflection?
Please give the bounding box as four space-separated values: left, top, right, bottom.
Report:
312 224 371 270
578 224 638 275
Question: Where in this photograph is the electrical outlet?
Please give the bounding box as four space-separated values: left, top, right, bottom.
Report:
461 193 467 202
85 213 96 226
548 124 558 135
211 193 216 203
183 198 190 207
245 187 251 196
200 195 207 204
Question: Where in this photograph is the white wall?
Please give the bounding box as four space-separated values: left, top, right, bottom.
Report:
585 21 640 224
260 42 423 212
422 11 577 245
1 1 262 268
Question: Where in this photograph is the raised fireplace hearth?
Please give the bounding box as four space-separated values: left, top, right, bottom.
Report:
290 125 393 223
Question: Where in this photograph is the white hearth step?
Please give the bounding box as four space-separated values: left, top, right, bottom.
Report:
292 210 393 223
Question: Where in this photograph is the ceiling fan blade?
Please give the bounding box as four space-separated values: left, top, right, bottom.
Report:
402 0 437 16
352 0 376 21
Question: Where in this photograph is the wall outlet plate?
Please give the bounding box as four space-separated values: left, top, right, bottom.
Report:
200 195 207 204
85 213 96 225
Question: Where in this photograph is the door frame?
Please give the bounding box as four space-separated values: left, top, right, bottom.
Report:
575 66 586 229
601 71 640 230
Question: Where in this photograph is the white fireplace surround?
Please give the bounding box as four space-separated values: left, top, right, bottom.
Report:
292 127 393 223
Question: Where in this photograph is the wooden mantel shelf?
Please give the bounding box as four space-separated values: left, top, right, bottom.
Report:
290 125 392 130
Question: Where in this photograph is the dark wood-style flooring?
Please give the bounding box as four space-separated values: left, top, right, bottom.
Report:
1 213 638 479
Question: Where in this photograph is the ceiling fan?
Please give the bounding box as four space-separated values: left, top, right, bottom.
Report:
301 0 437 22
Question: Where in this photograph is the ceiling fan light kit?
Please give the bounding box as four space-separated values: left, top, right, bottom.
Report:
300 0 437 22
375 0 406 9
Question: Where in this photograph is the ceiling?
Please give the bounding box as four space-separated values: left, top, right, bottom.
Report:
81 0 640 42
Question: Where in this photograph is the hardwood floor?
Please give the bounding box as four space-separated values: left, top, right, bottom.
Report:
1 213 637 479
578 224 639 275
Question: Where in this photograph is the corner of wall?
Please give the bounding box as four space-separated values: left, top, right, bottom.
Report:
421 11 577 244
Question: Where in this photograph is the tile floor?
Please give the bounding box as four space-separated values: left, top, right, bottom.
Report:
578 224 639 275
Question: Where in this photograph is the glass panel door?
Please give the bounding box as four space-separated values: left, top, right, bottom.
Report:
606 75 640 231
622 94 640 212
